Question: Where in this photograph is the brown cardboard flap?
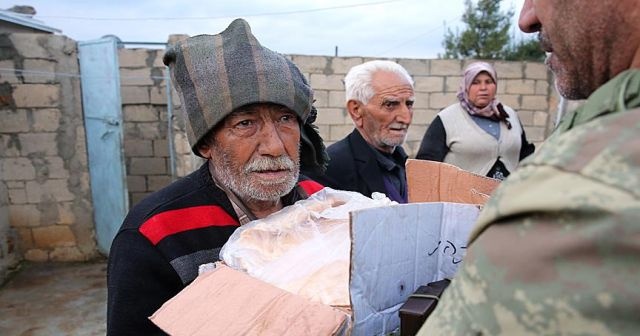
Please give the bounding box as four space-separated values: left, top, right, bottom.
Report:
406 159 500 204
149 264 348 336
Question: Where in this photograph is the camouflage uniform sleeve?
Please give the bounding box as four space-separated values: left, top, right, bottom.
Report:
418 106 640 335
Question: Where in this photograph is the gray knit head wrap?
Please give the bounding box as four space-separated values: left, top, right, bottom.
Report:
163 18 327 174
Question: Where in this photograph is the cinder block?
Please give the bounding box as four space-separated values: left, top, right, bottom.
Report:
123 105 158 122
522 95 549 110
406 141 422 158
500 95 521 109
430 60 462 76
32 108 62 132
127 175 147 192
12 84 60 107
331 57 364 75
148 175 172 191
8 204 40 227
1 157 36 180
444 76 462 93
406 125 426 142
525 126 547 142
9 34 51 59
412 108 439 124
328 91 346 108
429 93 457 110
24 248 48 262
26 179 75 203
153 139 170 157
8 188 27 204
130 192 151 207
124 139 153 157
0 60 20 83
493 62 524 79
136 122 165 139
121 86 150 104
173 133 191 155
329 125 353 142
16 227 33 249
533 111 549 127
118 48 149 68
152 51 165 67
40 156 69 179
120 68 154 86
18 133 58 156
309 74 344 91
413 92 430 110
291 55 329 74
315 124 330 142
0 109 29 133
6 181 23 189
525 62 549 80
129 157 167 175
397 59 430 76
32 225 76 248
50 246 86 262
535 80 550 95
505 79 537 95
150 86 168 105
54 202 76 225
313 90 329 108
518 110 535 126
414 76 444 93
22 59 56 83
316 108 346 126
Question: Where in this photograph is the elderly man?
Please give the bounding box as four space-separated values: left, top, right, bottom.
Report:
307 60 414 203
418 0 640 334
106 19 326 335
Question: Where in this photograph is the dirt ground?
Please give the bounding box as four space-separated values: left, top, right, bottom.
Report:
0 261 107 336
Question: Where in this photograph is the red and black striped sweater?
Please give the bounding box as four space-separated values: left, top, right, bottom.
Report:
107 162 323 335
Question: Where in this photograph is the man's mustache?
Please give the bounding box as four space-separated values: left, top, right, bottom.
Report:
244 156 296 173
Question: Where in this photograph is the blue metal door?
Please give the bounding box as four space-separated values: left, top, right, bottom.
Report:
79 37 128 255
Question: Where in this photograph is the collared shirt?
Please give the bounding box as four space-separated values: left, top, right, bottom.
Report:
371 145 408 203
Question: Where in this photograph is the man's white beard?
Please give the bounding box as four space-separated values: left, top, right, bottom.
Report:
210 147 299 202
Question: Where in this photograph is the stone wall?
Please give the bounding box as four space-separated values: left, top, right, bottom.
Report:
0 33 97 267
0 32 558 268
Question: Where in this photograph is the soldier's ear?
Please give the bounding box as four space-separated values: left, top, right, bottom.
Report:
347 100 364 127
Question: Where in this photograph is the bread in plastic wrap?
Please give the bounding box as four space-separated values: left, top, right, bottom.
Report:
220 187 396 307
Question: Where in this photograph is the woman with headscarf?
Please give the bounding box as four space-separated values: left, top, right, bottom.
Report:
416 61 535 180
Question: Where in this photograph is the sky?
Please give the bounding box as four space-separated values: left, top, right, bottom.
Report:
14 0 528 59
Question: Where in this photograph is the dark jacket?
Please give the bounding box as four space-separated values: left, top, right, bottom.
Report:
306 129 408 202
107 162 323 335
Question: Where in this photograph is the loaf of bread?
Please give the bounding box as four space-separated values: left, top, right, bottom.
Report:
220 187 395 306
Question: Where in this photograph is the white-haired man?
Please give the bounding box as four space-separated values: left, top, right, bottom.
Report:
308 60 414 203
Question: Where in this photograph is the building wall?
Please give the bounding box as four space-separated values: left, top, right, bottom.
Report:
0 32 558 272
0 33 97 270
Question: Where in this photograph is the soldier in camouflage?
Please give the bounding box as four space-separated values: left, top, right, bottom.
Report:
418 0 640 335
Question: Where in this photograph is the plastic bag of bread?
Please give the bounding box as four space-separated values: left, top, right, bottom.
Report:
220 187 396 307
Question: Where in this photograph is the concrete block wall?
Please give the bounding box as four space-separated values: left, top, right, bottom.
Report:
0 33 97 263
118 48 175 207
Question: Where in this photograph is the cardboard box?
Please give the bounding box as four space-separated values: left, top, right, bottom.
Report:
150 202 480 336
406 159 500 204
150 263 349 335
